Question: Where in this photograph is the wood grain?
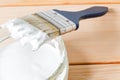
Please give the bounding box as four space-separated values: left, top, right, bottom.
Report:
0 0 120 7
69 64 120 80
0 5 120 64
1 4 120 80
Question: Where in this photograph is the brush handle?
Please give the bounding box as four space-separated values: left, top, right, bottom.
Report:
54 6 108 29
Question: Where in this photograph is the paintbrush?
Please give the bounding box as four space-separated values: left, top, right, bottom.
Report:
0 6 108 50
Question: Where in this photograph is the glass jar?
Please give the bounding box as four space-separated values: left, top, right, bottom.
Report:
0 33 69 80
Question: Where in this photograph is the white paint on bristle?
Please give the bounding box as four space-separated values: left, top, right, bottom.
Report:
1 18 50 50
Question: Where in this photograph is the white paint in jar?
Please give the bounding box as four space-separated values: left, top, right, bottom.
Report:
0 37 68 80
0 18 68 80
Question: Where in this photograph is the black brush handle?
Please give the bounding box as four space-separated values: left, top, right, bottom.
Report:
54 6 108 29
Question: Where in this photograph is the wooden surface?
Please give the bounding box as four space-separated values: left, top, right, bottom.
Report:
0 0 120 7
69 64 120 80
0 4 120 80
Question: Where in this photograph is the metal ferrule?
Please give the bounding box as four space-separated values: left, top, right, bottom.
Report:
36 10 76 35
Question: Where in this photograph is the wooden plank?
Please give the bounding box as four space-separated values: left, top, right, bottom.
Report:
0 0 120 7
63 5 120 64
69 64 120 80
0 5 120 64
